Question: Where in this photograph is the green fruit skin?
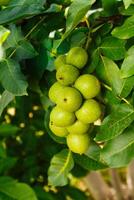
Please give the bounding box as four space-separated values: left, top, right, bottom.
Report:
57 87 82 112
67 133 90 154
66 47 88 69
67 120 90 135
49 121 68 137
48 82 64 103
54 55 66 70
76 99 101 124
56 64 79 86
50 106 76 127
74 74 101 99
0 0 10 5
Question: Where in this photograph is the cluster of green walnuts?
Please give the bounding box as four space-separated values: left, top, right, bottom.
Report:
49 47 101 154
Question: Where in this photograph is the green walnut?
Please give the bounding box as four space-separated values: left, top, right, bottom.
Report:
56 64 79 86
67 133 90 154
49 121 68 137
66 47 88 69
50 106 76 127
54 55 66 70
67 120 90 135
76 99 101 124
74 74 101 99
57 87 82 112
48 82 64 103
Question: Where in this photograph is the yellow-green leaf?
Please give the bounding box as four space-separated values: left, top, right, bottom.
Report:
48 149 74 186
0 26 10 45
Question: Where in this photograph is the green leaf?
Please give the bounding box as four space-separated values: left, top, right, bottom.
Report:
5 25 23 49
71 164 88 178
73 142 107 170
15 40 38 61
74 154 106 171
121 45 134 78
66 0 95 31
96 56 123 95
112 15 134 39
0 26 10 45
44 3 62 13
0 2 61 25
119 76 134 98
45 51 55 72
48 149 74 186
0 59 28 96
98 23 113 36
95 104 134 142
33 45 49 79
69 29 87 48
0 0 45 24
59 0 95 45
63 187 88 200
104 90 121 106
0 124 20 137
0 157 17 174
34 186 56 200
119 5 134 15
123 0 133 9
101 0 118 16
0 176 37 200
105 143 134 167
85 142 102 161
101 124 134 160
100 125 134 167
0 191 13 200
0 90 14 116
99 36 126 60
84 49 100 73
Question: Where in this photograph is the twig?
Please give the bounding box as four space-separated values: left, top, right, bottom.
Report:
120 97 130 105
109 169 124 200
127 160 134 199
8 16 46 58
85 31 91 51
84 171 113 200
102 83 131 105
24 16 46 39
102 83 112 91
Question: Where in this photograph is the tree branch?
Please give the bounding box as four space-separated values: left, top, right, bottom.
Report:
109 169 124 200
84 171 113 200
127 160 134 199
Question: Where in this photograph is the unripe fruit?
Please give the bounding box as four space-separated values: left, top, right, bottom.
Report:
67 120 90 135
76 99 101 124
54 55 66 70
50 106 76 127
74 74 101 99
49 48 102 152
56 64 79 86
48 82 64 103
66 47 88 69
57 87 82 112
67 133 90 154
49 121 68 137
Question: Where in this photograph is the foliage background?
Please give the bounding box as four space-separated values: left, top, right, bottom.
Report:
0 0 134 199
